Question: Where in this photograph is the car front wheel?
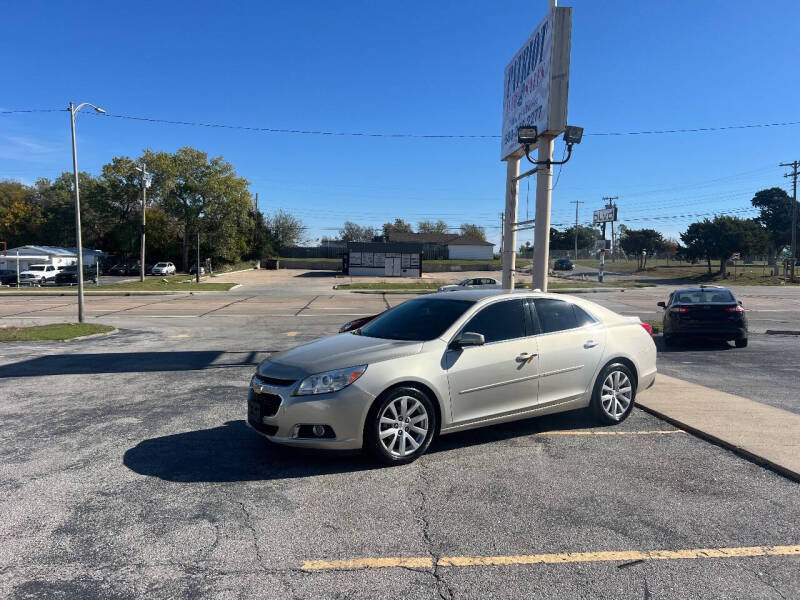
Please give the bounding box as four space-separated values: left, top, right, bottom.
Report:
591 362 636 425
365 387 436 465
735 337 748 348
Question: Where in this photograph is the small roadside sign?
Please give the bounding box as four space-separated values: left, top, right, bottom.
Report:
731 252 741 261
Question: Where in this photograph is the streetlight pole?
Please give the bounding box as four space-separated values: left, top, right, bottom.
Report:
196 228 201 283
68 101 106 323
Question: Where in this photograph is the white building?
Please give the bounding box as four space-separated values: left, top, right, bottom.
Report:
0 245 104 271
446 236 495 260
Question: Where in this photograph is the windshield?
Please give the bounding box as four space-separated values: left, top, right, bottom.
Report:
155 263 167 267
458 279 470 286
360 297 474 341
28 266 45 271
674 290 735 303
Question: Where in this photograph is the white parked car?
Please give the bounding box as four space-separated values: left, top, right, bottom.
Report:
18 264 61 286
151 262 176 276
438 277 501 292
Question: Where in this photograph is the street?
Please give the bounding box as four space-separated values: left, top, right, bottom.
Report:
1 270 799 598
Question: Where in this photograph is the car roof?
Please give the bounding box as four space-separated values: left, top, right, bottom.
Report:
425 289 557 302
673 286 732 293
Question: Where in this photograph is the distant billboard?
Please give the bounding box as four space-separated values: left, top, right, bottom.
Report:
500 7 573 160
593 207 617 224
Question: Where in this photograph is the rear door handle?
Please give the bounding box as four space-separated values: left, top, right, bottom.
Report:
584 340 599 349
516 352 538 363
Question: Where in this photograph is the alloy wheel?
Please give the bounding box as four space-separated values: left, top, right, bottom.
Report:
378 395 429 457
600 370 632 420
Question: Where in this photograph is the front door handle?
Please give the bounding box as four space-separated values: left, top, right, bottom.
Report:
584 340 599 349
516 352 537 364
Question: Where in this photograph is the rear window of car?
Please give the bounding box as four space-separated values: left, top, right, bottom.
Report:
674 290 735 303
360 298 474 341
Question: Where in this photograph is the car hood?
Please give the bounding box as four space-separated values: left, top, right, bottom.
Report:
261 333 423 378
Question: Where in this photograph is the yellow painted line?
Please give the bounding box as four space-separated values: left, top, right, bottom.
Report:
169 333 190 338
285 331 300 337
539 429 684 436
301 544 800 571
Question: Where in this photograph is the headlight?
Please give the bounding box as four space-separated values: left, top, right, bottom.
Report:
295 365 367 396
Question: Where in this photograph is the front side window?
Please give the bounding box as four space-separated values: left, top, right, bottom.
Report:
534 298 579 334
461 299 526 344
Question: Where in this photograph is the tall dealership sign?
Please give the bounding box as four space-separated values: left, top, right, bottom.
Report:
500 3 572 293
500 7 572 160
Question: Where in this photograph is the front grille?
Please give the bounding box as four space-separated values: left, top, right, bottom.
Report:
256 375 297 387
252 392 282 417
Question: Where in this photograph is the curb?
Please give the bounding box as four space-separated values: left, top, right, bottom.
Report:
67 327 119 342
765 330 800 336
636 403 800 483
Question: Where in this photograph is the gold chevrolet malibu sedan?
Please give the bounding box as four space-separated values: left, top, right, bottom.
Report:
247 290 657 465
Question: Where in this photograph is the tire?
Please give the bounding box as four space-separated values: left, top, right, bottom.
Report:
590 362 636 425
735 337 748 348
364 386 437 466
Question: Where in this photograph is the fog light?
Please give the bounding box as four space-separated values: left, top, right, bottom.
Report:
312 425 326 437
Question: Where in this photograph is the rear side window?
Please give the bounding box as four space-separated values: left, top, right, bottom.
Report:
533 298 579 333
573 304 597 327
462 299 527 343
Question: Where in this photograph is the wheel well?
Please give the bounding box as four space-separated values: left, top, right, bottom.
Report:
604 357 638 390
368 381 443 437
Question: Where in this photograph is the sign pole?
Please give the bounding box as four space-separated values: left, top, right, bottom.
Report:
532 136 554 291
502 157 520 290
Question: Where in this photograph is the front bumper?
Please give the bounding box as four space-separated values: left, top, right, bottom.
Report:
246 375 375 450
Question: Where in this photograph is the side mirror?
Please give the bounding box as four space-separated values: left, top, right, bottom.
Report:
657 302 666 308
451 331 485 349
738 300 743 306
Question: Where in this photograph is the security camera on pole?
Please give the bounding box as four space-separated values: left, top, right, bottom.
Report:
500 0 575 292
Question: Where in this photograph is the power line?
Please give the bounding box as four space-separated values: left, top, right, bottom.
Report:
3 108 800 139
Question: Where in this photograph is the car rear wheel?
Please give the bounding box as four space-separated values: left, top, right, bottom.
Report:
365 387 436 465
734 337 748 348
591 362 635 425
663 334 676 347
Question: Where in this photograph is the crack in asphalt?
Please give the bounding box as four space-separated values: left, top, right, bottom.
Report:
237 500 267 572
416 460 455 600
741 562 790 600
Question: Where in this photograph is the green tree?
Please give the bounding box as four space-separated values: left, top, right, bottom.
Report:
339 221 376 242
417 219 448 234
143 147 253 270
0 181 44 247
267 209 304 252
382 218 414 239
681 216 769 276
619 228 666 268
751 187 798 261
459 223 486 241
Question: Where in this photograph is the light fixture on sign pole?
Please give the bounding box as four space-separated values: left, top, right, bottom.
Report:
519 124 583 169
68 101 106 323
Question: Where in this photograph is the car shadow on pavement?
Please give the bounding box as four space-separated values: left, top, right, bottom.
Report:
654 336 733 353
0 351 277 378
124 411 614 482
294 271 342 278
123 420 373 482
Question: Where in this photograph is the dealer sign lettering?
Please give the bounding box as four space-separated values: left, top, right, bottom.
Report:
501 7 572 160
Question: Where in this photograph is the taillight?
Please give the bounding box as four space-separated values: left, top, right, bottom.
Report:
640 323 654 337
669 306 690 314
726 305 745 313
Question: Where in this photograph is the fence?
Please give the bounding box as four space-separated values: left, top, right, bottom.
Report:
281 245 346 259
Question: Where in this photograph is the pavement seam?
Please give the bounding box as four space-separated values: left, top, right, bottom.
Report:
294 295 319 316
197 295 256 317
416 459 456 600
1 301 74 317
92 294 191 317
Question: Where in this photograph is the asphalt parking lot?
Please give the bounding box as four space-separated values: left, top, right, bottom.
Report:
1 270 799 598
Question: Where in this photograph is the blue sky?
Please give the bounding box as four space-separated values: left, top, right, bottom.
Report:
1 0 798 248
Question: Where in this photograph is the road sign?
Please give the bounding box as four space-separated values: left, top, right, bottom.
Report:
500 7 572 159
731 252 741 261
593 207 617 224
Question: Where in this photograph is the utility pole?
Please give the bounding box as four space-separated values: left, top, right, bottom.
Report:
136 163 148 282
570 200 583 259
254 192 259 213
780 161 798 283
